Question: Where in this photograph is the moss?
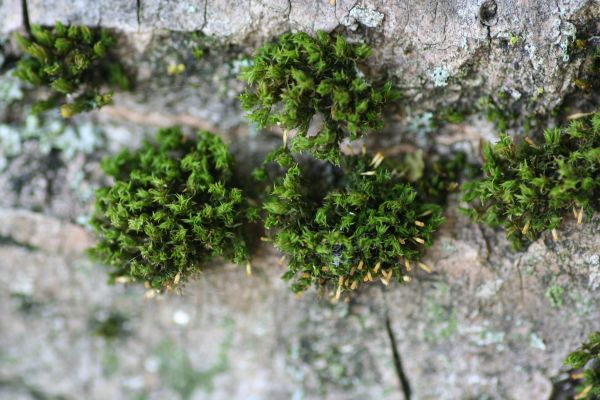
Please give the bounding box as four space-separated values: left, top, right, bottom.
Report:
463 112 600 250
545 284 565 308
91 311 131 340
154 320 233 399
477 94 517 132
261 148 463 296
14 22 129 117
89 128 256 290
438 107 467 124
239 31 399 164
565 332 600 399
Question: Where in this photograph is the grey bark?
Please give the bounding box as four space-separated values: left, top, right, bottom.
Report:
0 1 599 399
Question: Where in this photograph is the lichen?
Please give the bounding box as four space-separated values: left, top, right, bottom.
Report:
545 284 565 308
0 114 104 171
430 66 450 87
342 7 385 29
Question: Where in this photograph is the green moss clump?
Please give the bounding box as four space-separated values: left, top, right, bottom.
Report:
91 311 130 340
262 150 445 296
239 31 399 163
565 332 600 399
463 112 600 250
89 128 255 290
14 22 129 117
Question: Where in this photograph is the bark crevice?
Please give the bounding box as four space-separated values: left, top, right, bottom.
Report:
385 314 412 400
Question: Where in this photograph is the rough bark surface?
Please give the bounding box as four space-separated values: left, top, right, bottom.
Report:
0 1 599 399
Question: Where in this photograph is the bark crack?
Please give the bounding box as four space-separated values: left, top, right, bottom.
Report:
200 0 209 32
21 0 30 34
385 314 412 400
286 0 292 23
136 0 141 28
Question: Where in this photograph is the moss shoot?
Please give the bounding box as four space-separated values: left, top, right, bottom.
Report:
565 332 600 399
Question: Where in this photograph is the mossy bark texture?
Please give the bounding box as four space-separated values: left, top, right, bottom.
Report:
0 1 599 399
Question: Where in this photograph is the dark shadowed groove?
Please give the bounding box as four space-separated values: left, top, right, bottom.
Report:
385 315 412 400
136 0 141 27
21 0 30 33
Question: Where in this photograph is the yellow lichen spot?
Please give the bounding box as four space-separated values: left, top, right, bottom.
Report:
551 228 558 242
59 104 76 118
167 63 186 75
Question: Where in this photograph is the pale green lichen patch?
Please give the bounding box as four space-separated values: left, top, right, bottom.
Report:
430 66 450 87
545 284 565 308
